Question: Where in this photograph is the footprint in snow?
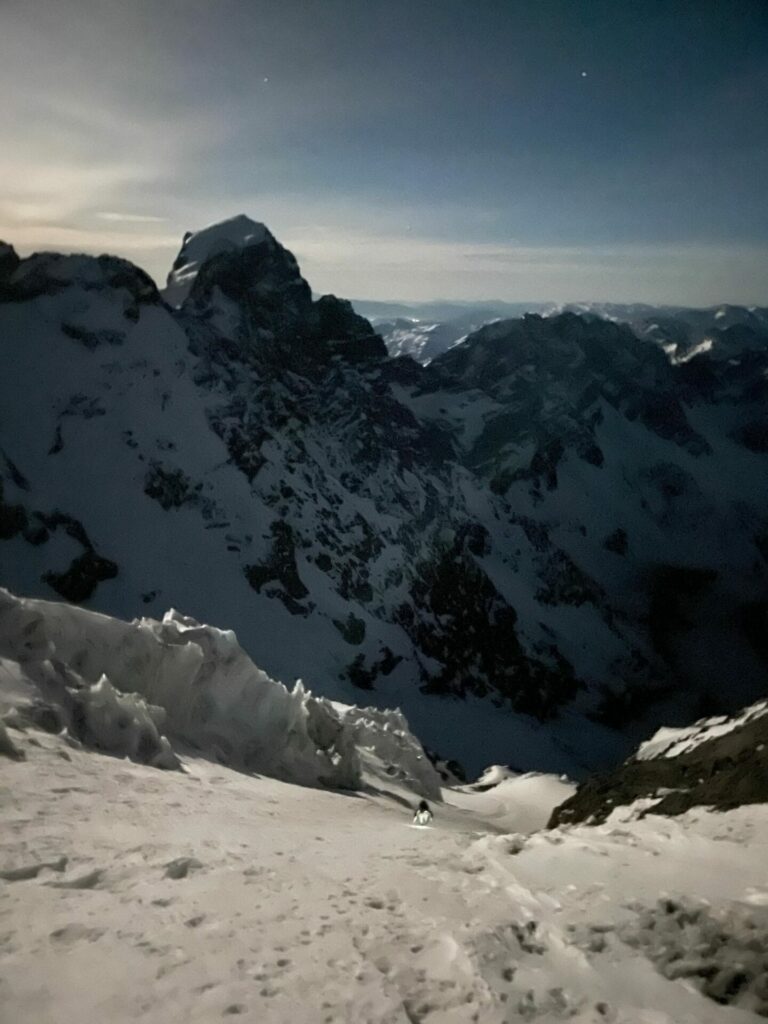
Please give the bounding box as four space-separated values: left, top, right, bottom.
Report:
164 857 203 879
46 868 104 890
50 923 105 944
0 856 68 881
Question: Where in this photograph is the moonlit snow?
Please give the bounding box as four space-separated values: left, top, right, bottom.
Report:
636 701 768 761
3 590 768 1023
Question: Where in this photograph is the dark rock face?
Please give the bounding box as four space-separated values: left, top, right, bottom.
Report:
61 323 126 350
549 701 768 827
732 419 768 453
0 480 27 540
244 521 311 616
0 251 159 308
0 242 20 282
315 294 378 343
144 463 200 510
187 235 316 353
42 550 118 603
333 612 366 645
185 235 386 372
403 535 578 716
604 528 628 555
0 476 119 604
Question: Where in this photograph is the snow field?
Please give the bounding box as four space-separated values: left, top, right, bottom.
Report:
3 719 768 1022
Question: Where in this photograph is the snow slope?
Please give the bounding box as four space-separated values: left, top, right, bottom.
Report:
3 699 768 1022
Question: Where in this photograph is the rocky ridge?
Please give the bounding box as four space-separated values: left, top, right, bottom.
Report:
550 699 768 826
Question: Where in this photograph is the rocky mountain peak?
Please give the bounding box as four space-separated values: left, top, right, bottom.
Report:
0 242 19 282
164 214 272 306
168 215 383 370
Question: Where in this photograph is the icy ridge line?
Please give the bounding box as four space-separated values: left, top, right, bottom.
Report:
0 589 441 798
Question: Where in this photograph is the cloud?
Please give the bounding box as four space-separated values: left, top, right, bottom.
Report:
96 213 169 223
284 227 768 306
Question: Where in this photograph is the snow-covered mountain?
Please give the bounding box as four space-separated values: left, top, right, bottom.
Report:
364 302 550 365
1 216 766 775
371 298 768 367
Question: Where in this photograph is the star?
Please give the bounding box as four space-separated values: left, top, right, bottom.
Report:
580 71 588 78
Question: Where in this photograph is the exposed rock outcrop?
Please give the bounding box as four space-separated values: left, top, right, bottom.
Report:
549 700 768 826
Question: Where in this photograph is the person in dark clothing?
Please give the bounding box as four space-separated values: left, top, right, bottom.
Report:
413 799 433 825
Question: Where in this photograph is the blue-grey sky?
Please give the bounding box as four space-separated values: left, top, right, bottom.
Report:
1 0 767 303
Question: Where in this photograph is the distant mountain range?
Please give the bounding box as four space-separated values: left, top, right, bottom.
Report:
1 217 766 775
359 297 768 365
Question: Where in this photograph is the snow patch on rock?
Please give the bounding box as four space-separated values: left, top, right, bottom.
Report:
637 699 768 760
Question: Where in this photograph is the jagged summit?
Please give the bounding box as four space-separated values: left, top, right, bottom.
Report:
164 214 385 368
164 214 273 307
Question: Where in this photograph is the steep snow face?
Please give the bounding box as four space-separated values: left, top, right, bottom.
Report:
1 219 767 776
163 214 270 306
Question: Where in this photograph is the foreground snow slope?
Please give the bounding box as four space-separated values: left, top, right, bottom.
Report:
2 718 768 1022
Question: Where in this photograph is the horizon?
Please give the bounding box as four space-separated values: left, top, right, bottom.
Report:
6 227 767 311
2 0 767 305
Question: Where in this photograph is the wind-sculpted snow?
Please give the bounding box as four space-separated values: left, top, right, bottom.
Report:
0 588 365 787
333 702 442 801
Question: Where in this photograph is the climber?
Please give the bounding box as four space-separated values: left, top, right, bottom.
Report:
413 799 433 826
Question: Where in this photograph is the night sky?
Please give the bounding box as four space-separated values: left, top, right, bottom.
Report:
2 0 767 303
